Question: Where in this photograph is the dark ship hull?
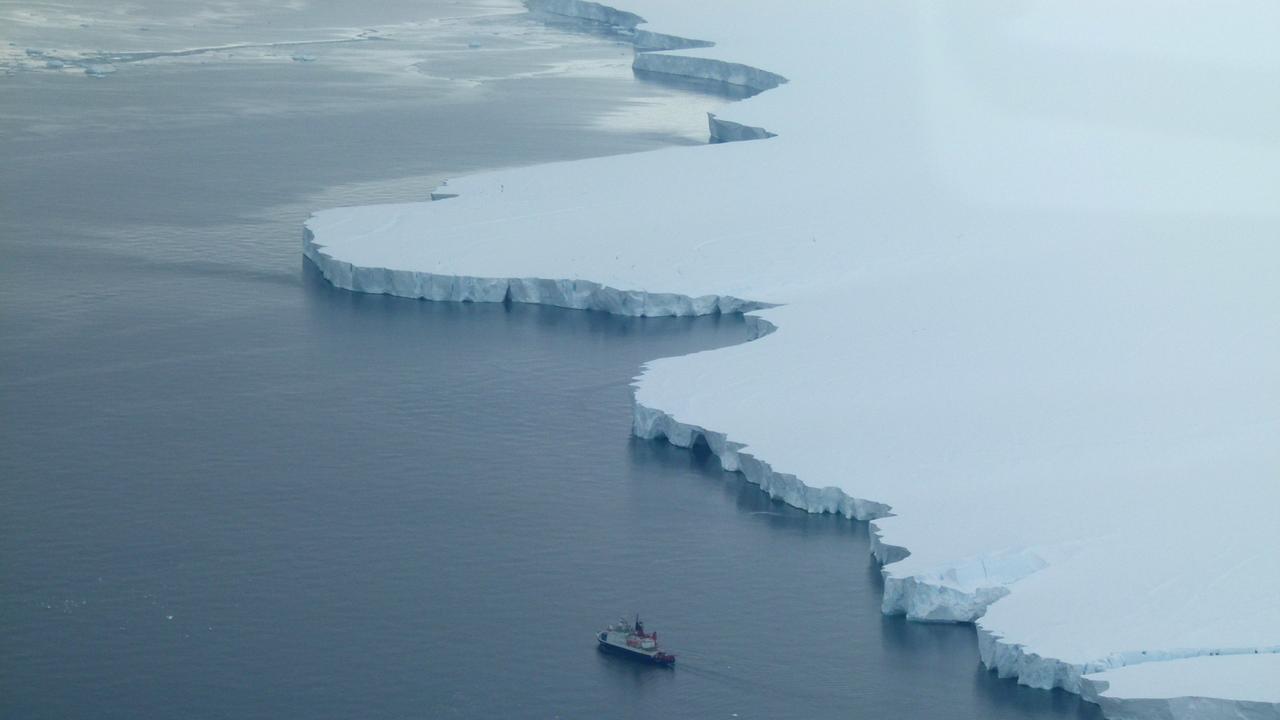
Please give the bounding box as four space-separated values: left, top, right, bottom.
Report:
597 634 676 666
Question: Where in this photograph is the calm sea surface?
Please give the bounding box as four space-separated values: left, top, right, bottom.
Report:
1 3 1102 718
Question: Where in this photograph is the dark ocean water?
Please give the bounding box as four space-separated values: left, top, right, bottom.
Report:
1 4 1102 719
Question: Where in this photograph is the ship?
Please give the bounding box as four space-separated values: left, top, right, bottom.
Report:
597 615 676 666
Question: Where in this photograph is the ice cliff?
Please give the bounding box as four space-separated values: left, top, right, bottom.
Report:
306 1 1280 717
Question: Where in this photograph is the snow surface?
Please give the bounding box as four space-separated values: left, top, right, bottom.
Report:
1089 653 1280 720
306 1 1280 716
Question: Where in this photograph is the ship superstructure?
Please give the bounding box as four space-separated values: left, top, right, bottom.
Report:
596 615 675 666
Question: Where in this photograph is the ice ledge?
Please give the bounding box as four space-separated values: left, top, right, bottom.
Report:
523 0 645 31
1083 652 1280 720
523 0 712 51
524 0 783 141
304 228 768 317
708 113 776 143
980 627 1280 703
632 403 891 522
631 51 787 94
629 401 1028 626
629 317 1280 717
1091 697 1280 720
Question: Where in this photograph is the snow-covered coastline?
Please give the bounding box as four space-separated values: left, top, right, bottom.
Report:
305 2 1280 718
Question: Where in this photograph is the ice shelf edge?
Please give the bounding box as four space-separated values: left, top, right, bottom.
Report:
302 223 1279 718
522 0 781 143
302 1 1280 716
304 227 768 317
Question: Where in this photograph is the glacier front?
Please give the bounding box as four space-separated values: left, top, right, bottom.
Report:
305 1 1280 717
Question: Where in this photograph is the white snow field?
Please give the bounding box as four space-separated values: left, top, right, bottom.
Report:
1090 653 1280 720
306 1 1280 716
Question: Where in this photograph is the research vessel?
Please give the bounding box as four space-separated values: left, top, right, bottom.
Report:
596 615 675 666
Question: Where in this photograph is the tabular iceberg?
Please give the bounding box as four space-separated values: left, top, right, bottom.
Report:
305 1 1280 717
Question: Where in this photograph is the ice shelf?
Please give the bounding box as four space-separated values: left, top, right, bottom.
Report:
1087 653 1280 720
305 2 1280 717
